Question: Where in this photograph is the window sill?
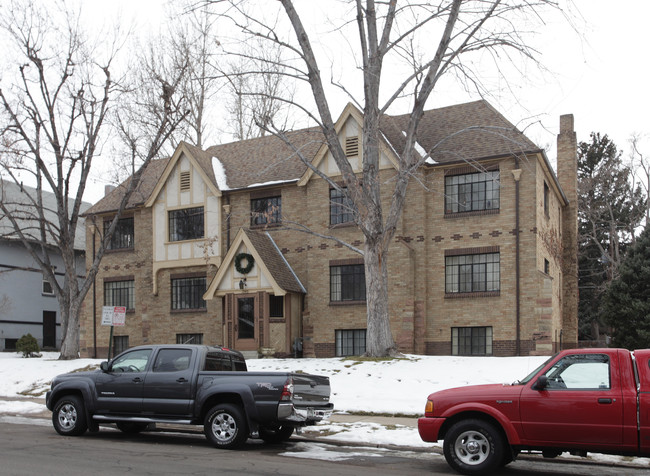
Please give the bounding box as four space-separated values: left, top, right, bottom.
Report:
171 308 208 314
105 247 135 254
444 209 500 219
445 291 500 299
329 221 356 229
166 238 206 245
329 300 367 306
250 223 282 230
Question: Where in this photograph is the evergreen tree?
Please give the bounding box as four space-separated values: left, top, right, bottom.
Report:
603 224 650 349
577 133 646 340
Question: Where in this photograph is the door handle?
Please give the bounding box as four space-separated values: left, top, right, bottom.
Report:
132 377 142 383
598 398 612 404
177 378 188 383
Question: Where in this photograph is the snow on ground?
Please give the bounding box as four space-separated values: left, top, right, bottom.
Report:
1 350 648 467
0 351 549 415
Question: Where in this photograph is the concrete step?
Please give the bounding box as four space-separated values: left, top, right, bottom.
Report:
239 350 260 360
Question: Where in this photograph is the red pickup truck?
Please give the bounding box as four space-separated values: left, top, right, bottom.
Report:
418 348 650 475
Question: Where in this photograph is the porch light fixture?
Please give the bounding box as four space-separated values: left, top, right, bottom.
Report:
239 278 247 290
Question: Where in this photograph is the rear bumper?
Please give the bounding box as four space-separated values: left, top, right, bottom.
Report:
418 416 446 442
277 402 334 423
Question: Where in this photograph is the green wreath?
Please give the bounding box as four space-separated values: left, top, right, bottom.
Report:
234 252 255 274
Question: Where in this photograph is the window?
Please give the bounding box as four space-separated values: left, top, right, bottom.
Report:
42 277 54 295
542 353 610 390
110 348 151 372
336 329 366 356
113 335 129 357
176 333 203 344
251 196 281 226
544 259 550 275
445 171 500 214
445 252 500 294
269 295 284 318
330 264 366 302
104 279 135 310
169 207 204 241
153 348 192 372
544 181 550 216
171 277 206 310
104 217 134 250
204 352 247 371
452 327 493 355
330 188 354 225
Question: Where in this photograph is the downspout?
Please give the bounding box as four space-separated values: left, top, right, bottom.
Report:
512 161 522 356
92 225 97 359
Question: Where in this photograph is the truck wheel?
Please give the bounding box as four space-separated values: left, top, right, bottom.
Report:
116 422 149 434
52 395 88 436
204 404 248 449
259 424 294 443
443 419 504 475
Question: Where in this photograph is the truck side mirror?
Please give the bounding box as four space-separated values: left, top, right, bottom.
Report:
533 374 548 390
100 361 109 372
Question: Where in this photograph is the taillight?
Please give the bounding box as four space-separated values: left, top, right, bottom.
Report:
424 400 434 416
281 377 294 401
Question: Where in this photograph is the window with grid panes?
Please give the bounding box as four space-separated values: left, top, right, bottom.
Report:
104 217 134 250
445 253 500 294
330 264 366 302
445 171 500 213
251 196 281 226
104 280 134 310
171 277 206 310
269 295 284 318
176 333 203 344
330 187 354 225
168 207 204 241
452 327 492 355
113 335 129 357
336 329 366 356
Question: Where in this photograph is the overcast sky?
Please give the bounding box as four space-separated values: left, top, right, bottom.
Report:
68 0 650 200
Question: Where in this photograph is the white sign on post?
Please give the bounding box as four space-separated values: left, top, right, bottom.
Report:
101 306 127 326
112 306 126 326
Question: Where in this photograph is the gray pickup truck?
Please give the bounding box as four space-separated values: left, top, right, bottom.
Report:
45 344 333 449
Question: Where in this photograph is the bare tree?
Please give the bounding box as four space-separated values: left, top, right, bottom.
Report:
630 134 650 224
0 0 188 359
205 0 564 356
223 38 296 140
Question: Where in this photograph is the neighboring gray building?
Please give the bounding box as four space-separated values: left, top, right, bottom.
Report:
0 181 88 351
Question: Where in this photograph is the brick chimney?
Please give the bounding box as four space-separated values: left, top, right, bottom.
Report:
557 114 578 348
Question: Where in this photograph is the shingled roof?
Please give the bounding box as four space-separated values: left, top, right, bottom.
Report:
243 229 305 294
380 100 540 163
84 100 540 214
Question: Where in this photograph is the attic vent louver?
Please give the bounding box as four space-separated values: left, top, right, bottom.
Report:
345 136 359 157
180 171 191 192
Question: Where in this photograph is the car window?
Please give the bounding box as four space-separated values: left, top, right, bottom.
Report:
204 353 234 371
111 349 152 372
153 349 192 372
543 353 610 390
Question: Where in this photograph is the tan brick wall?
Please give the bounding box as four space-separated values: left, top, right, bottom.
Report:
81 135 577 358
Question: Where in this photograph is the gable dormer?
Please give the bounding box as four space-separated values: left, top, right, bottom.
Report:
297 103 399 186
145 142 222 294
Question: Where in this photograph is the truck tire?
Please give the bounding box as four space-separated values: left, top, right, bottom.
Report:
204 404 248 449
259 424 294 443
52 395 88 436
443 419 504 475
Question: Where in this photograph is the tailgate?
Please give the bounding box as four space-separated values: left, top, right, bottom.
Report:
291 373 331 407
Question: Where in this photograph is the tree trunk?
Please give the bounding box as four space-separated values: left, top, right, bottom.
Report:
364 238 397 357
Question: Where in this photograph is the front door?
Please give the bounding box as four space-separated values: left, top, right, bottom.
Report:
235 295 257 351
42 311 56 349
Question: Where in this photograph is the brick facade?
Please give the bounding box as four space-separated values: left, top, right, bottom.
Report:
80 103 578 359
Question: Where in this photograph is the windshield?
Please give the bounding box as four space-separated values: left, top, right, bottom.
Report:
514 354 556 385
